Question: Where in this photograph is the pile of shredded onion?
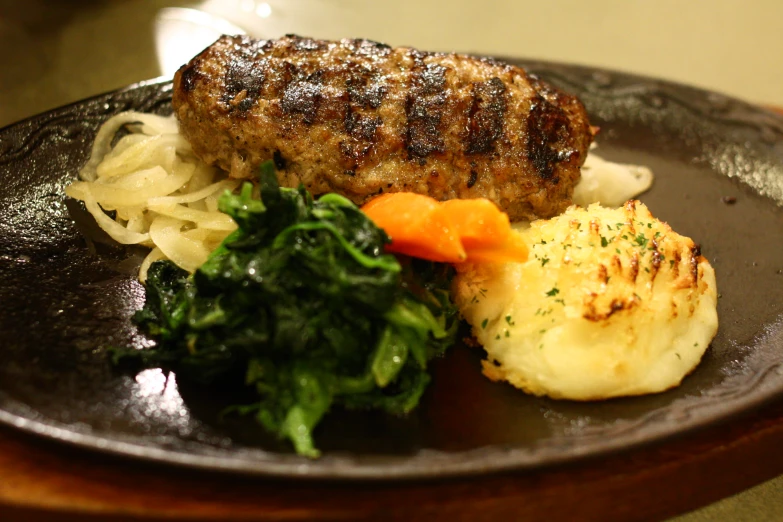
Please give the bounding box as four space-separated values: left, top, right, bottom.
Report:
65 111 240 282
65 113 654 283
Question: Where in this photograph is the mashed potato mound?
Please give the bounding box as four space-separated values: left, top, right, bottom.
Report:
453 201 718 400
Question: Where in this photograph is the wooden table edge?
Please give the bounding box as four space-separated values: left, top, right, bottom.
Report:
2 396 783 522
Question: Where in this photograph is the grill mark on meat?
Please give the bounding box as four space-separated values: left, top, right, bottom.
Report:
354 81 387 108
467 170 478 188
268 61 298 100
221 38 271 113
466 77 507 154
405 55 447 161
525 74 579 180
340 66 387 169
526 94 574 180
339 139 373 170
281 71 323 124
346 70 387 109
344 38 393 58
289 34 327 51
273 150 287 170
345 110 381 141
341 96 383 168
223 60 265 113
180 60 203 93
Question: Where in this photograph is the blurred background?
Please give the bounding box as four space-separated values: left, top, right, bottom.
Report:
1 0 783 127
1 1 782 520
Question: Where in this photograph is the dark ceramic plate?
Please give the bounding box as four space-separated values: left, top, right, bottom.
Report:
1 62 782 480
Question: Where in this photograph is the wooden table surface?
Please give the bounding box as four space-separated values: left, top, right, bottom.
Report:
2 396 783 522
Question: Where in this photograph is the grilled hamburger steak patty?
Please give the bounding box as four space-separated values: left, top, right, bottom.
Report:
173 34 593 221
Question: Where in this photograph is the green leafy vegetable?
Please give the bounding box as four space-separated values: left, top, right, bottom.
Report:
114 162 458 457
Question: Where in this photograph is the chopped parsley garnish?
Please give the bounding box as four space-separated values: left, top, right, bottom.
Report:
634 233 649 249
546 287 560 297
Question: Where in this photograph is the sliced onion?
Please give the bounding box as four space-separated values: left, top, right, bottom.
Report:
105 134 149 158
147 203 237 231
148 179 239 207
182 228 231 252
149 216 210 273
138 247 166 284
81 190 150 245
96 135 184 179
80 112 180 181
108 165 169 191
123 208 147 233
87 164 193 208
574 152 654 207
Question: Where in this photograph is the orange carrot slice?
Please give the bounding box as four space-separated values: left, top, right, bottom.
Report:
361 193 466 263
361 193 528 264
439 198 510 249
462 232 529 264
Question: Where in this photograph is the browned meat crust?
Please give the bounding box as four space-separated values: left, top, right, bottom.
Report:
172 35 593 221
